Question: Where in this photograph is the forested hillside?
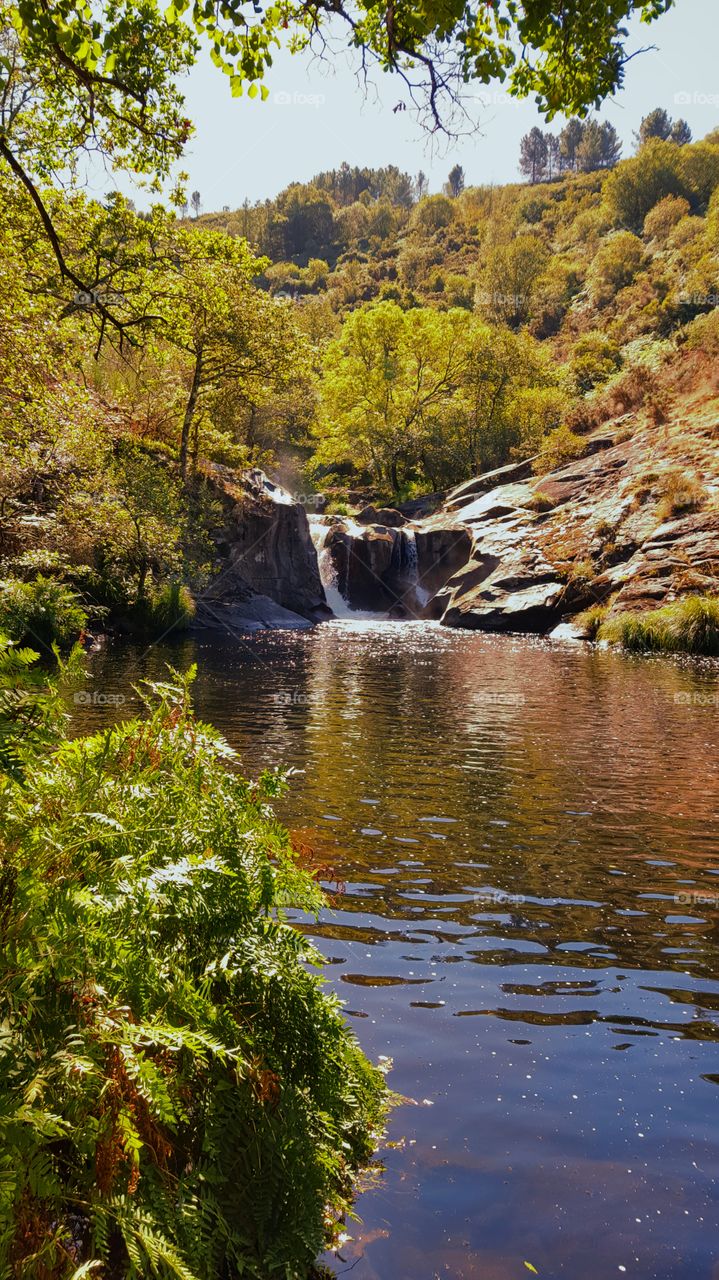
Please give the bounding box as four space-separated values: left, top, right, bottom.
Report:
2 113 719 645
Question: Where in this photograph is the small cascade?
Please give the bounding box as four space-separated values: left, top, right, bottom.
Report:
308 515 388 621
400 528 431 609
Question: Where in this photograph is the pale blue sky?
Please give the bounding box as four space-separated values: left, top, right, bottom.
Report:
111 0 719 211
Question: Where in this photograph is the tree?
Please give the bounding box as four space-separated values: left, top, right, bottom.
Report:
559 118 586 172
636 107 674 146
577 119 621 171
191 190 202 218
415 170 429 201
636 108 691 150
671 118 693 146
477 234 550 327
598 121 623 169
446 164 466 198
315 301 468 490
546 134 562 180
519 127 549 183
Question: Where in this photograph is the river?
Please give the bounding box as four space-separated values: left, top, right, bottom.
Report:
74 621 719 1280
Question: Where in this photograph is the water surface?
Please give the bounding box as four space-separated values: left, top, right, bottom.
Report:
77 623 719 1280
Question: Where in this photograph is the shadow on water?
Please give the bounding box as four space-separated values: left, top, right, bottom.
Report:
74 622 719 1280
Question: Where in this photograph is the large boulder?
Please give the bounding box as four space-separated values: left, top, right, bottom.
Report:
199 467 331 626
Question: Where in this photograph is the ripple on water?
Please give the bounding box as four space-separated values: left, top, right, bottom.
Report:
79 624 719 1280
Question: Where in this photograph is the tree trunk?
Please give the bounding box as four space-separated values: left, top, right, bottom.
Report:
180 344 203 481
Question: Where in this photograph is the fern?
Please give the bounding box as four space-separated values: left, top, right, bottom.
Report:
0 658 389 1278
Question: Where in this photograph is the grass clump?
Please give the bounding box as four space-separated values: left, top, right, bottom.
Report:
598 594 719 655
0 650 389 1279
654 469 708 522
127 581 196 636
575 604 609 639
525 490 555 513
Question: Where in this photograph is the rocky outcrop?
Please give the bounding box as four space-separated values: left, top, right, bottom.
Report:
198 398 719 637
195 467 330 631
427 414 719 634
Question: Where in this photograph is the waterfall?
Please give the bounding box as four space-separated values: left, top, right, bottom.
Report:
308 516 386 621
401 529 431 609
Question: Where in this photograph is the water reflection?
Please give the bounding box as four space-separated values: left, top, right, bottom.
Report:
76 623 719 1279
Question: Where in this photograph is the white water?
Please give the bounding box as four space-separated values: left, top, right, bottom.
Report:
401 528 431 609
308 516 387 621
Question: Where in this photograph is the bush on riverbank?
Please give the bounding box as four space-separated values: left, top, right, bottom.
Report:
0 576 88 651
0 650 388 1279
598 594 719 655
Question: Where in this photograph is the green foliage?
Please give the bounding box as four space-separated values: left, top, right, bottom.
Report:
0 575 87 650
315 302 561 489
127 583 196 637
588 231 646 305
533 424 587 473
570 333 622 391
598 595 719 655
0 664 389 1279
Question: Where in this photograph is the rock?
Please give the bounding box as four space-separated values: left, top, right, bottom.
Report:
192 596 315 633
325 522 401 611
356 505 407 527
549 620 590 642
443 459 536 511
414 523 473 598
606 511 719 615
449 482 536 523
396 491 446 519
204 466 330 623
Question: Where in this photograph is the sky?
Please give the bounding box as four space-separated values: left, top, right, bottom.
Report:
109 0 719 212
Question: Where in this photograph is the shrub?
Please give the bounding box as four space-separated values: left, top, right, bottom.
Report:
570 333 621 392
642 194 690 241
0 664 389 1279
525 490 555 513
599 595 719 655
588 231 645 305
533 424 587 473
411 194 455 232
0 575 87 650
604 139 688 232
